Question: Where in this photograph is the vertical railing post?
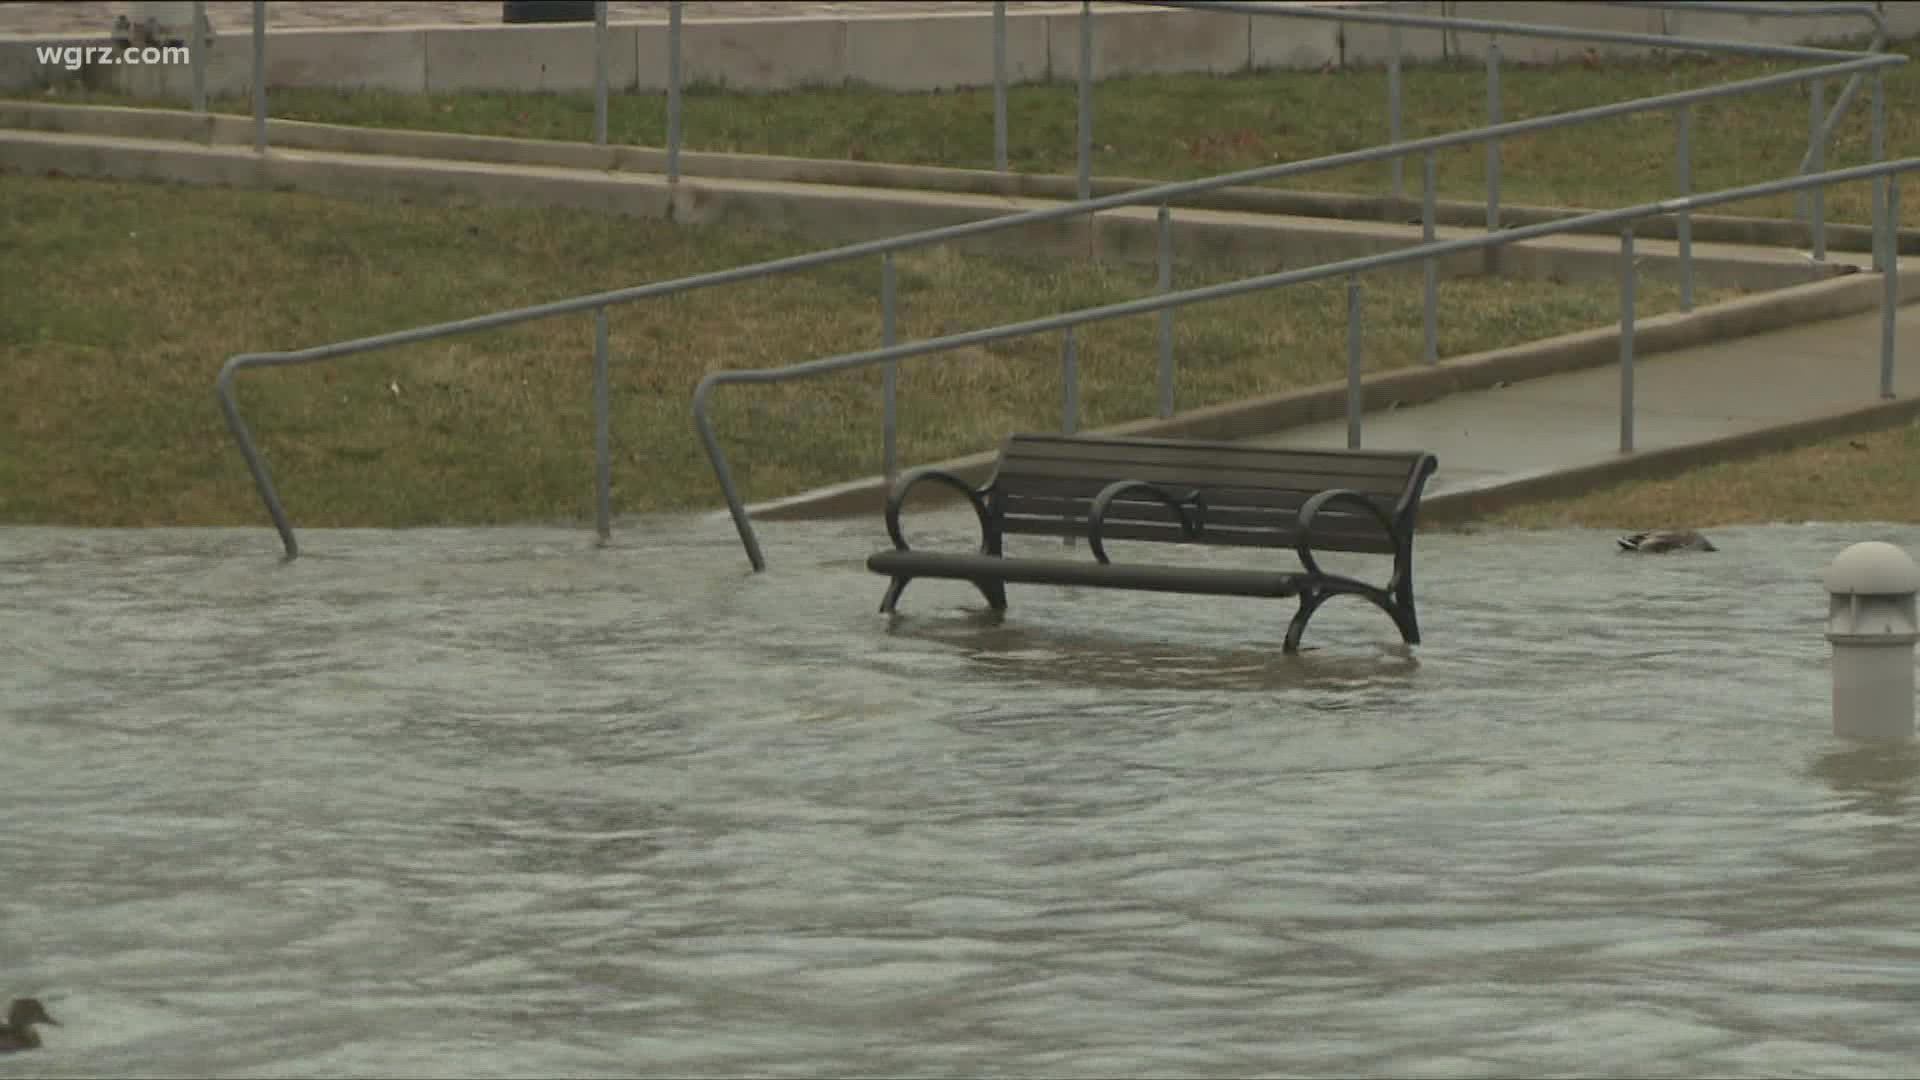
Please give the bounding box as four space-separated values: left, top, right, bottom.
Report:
1882 174 1900 401
592 0 609 148
189 0 206 114
1062 328 1079 435
1077 0 1093 201
1872 72 1887 272
1485 39 1502 237
667 1 683 184
1422 152 1438 365
993 0 1009 173
1809 77 1826 262
1156 205 1175 418
1387 26 1404 200
1676 103 1693 312
881 253 899 483
251 0 266 153
1619 227 1637 454
1346 278 1363 450
593 308 612 542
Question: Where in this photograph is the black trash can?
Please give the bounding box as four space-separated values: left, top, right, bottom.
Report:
502 1 598 23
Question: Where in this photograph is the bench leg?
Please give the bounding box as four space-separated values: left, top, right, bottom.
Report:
1283 588 1330 654
974 577 1007 611
879 575 912 614
1391 590 1421 646
880 575 1006 613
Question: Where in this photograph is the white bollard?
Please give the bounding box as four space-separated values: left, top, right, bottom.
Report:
1825 541 1920 741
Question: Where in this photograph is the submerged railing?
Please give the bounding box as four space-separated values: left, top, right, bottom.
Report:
212 5 1903 560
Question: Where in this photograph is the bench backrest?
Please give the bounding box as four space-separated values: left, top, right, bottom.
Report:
987 433 1437 555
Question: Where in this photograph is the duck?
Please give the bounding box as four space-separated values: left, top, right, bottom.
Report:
0 998 57 1052
1618 529 1717 554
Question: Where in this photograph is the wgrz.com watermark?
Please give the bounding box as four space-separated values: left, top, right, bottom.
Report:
38 43 192 73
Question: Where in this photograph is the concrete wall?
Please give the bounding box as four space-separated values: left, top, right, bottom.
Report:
0 1 1902 98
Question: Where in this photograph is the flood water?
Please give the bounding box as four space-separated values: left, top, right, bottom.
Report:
4 514 1920 1078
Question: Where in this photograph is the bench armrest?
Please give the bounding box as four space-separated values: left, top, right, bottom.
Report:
884 467 998 554
1294 488 1405 577
1088 479 1204 566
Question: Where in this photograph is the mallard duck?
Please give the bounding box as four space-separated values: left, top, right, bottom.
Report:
1618 529 1717 553
0 998 57 1052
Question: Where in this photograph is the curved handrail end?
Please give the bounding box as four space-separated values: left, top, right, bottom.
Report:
692 372 768 573
215 352 300 560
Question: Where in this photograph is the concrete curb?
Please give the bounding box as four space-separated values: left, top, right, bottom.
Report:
744 272 1910 522
6 100 1911 256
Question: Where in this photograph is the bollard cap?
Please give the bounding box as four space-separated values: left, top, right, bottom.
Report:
1825 541 1920 596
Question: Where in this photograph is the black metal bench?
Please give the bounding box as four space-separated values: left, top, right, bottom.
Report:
866 433 1439 653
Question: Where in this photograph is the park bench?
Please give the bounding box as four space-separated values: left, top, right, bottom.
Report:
866 433 1439 653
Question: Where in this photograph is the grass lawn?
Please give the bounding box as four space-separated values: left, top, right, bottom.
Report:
26 39 1918 226
0 172 1719 528
1484 417 1920 529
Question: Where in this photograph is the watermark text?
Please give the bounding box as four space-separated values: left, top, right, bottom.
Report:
37 44 191 73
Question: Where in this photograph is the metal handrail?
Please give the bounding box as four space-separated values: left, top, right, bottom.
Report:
215 45 1903 557
693 157 1915 572
213 1 1903 559
1128 0 1889 230
1600 1 1891 214
1137 0 1878 59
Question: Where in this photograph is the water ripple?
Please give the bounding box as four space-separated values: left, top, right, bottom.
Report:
2 519 1919 1077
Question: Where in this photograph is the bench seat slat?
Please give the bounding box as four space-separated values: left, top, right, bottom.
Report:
998 476 1398 510
1003 434 1428 473
996 460 1416 497
1000 517 1399 555
868 550 1304 598
1001 491 1394 528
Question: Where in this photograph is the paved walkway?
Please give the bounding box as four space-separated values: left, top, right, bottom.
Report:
1 2 1083 36
1244 298 1920 504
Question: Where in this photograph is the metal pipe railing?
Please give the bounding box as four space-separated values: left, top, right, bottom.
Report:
1076 1 1094 202
1386 24 1403 199
215 44 1904 560
189 0 206 114
249 0 264 153
691 158 1919 572
226 0 1887 183
1675 104 1693 311
1137 0 1878 61
592 306 611 541
992 0 1008 173
1603 0 1888 191
211 0 1902 559
666 1 682 184
592 0 608 148
1345 279 1363 450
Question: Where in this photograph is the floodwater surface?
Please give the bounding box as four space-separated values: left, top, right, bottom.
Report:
4 514 1920 1078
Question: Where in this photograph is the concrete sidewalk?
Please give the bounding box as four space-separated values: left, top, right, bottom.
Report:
1249 300 1920 521
744 276 1920 523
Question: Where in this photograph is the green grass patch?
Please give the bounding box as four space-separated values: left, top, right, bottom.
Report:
28 39 1920 226
0 172 1721 527
1484 418 1920 528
